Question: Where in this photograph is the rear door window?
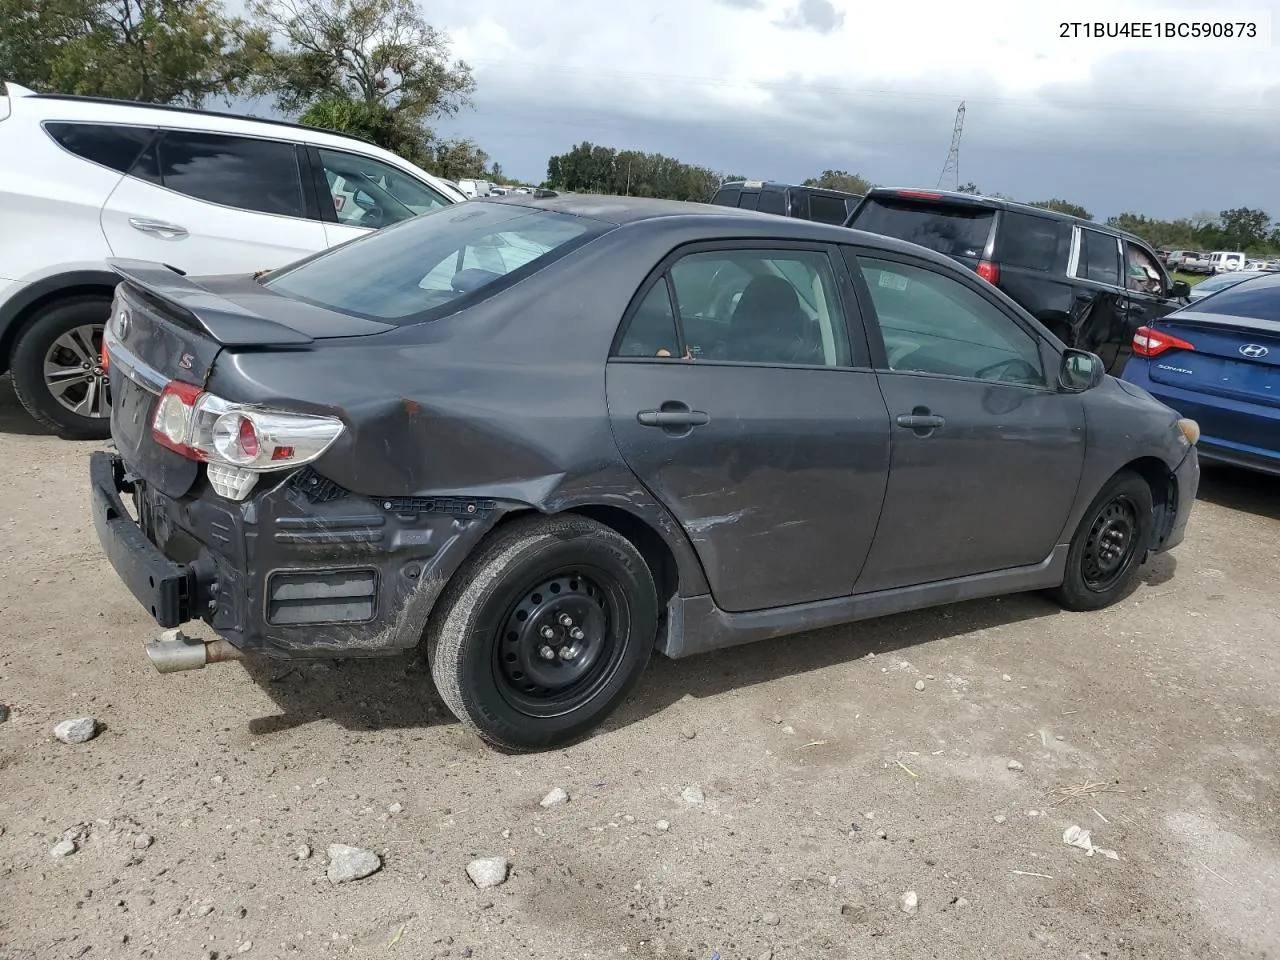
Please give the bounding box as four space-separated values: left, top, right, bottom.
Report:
155 131 305 219
850 198 995 259
994 211 1072 273
738 192 760 211
44 122 155 174
1075 228 1122 286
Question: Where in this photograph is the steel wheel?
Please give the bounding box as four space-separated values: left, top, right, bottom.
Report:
493 567 626 718
1080 495 1139 593
43 323 110 419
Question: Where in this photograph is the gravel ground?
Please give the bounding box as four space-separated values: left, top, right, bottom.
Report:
1 374 1278 960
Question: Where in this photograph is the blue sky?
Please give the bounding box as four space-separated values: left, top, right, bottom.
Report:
252 0 1280 221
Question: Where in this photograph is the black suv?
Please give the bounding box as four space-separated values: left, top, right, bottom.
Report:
712 180 862 225
845 188 1192 374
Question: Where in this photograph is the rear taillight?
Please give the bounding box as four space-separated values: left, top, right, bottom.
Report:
898 189 943 199
1132 325 1196 358
150 381 344 500
976 260 999 285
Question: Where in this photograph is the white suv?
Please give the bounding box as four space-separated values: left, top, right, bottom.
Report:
0 82 466 439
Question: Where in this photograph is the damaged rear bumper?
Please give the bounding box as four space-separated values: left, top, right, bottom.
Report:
89 450 499 659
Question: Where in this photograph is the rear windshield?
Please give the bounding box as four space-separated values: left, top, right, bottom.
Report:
1185 275 1280 323
850 198 995 259
265 203 603 323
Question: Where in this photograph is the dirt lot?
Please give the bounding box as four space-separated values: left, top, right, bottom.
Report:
1 374 1278 960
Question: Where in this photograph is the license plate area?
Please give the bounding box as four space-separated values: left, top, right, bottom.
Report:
111 374 157 458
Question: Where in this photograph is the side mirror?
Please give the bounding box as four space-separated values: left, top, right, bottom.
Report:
1171 280 1192 299
1060 348 1106 392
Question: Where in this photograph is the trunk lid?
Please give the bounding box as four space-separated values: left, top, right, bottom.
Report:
105 259 394 498
1147 310 1280 408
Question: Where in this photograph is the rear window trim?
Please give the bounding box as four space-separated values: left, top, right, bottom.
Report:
263 203 613 326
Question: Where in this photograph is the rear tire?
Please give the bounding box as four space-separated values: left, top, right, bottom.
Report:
426 514 658 751
1048 470 1154 612
10 296 113 440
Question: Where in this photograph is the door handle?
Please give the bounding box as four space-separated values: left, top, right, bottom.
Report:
637 409 710 427
895 414 945 429
128 217 189 239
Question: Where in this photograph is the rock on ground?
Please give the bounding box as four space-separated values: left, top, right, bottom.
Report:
1007 760 1025 771
50 839 77 858
295 844 312 861
899 890 919 915
466 856 509 889
681 785 705 804
326 844 381 884
539 788 569 808
53 717 97 744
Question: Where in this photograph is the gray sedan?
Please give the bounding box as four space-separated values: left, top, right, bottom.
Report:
90 196 1201 750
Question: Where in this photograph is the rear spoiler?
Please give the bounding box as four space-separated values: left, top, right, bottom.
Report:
108 259 313 346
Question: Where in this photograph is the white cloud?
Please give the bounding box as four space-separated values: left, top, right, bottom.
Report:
427 0 1280 215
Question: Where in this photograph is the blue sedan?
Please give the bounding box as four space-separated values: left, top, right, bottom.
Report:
1122 272 1280 475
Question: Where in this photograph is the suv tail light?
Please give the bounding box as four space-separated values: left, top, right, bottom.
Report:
976 260 999 285
1132 325 1196 358
150 380 344 500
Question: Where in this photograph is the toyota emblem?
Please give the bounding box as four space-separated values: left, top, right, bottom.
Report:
115 309 131 339
1239 343 1269 359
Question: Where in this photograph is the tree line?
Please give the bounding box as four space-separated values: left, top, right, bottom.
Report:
0 0 500 181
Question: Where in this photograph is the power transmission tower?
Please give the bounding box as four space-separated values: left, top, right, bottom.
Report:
937 101 965 191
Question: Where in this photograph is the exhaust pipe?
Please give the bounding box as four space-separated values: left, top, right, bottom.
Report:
145 633 244 674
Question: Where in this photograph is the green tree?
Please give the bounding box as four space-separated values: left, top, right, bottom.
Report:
957 181 981 194
430 138 489 181
0 0 264 105
298 96 413 153
803 169 873 194
546 142 733 201
1031 199 1093 220
1218 207 1272 250
247 0 474 144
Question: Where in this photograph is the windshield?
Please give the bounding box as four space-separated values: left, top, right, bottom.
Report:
265 202 605 323
851 198 995 259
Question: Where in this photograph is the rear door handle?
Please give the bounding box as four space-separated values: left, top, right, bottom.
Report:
637 409 710 427
895 414 945 429
128 217 189 239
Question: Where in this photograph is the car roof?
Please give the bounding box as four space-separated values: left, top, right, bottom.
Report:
862 186 1154 249
478 194 967 267
718 179 861 199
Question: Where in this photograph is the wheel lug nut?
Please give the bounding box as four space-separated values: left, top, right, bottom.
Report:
558 613 573 627
539 626 555 640
539 645 556 661
569 627 585 641
558 645 577 661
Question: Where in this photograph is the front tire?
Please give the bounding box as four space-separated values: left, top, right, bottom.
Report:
426 515 658 751
10 296 113 440
1049 470 1154 612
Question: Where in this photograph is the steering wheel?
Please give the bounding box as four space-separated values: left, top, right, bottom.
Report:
358 205 385 229
974 357 1041 383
